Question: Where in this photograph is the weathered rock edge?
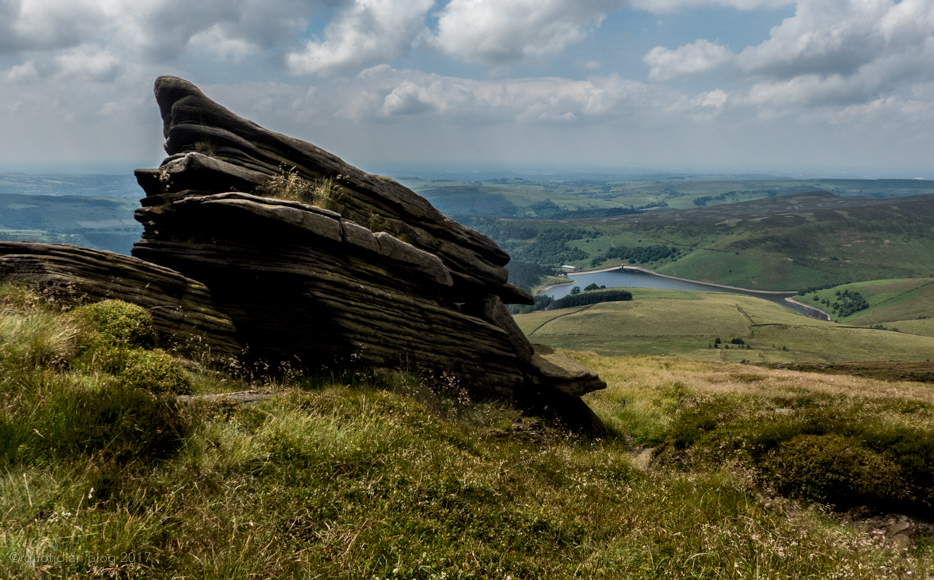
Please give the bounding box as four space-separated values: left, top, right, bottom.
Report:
0 241 240 357
134 76 531 306
131 76 607 433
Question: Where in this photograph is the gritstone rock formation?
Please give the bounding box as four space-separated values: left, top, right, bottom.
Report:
1 76 608 433
0 241 240 357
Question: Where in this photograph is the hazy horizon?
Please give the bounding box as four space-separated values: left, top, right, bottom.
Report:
1 164 931 183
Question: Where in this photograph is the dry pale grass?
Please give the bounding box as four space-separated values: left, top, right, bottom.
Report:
574 352 934 405
258 166 337 211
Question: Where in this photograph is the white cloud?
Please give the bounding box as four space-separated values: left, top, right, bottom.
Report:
200 65 671 128
0 0 105 54
314 65 663 124
1 0 315 64
3 0 934 174
5 45 123 83
644 39 733 80
429 0 626 63
643 0 934 112
736 0 893 78
733 0 934 108
7 61 39 82
285 0 434 75
814 95 934 126
186 26 260 63
55 46 123 82
631 0 793 13
110 0 314 62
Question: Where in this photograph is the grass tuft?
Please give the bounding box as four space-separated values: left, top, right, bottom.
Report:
258 165 339 211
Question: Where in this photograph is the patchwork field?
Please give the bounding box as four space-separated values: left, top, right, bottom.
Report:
514 289 934 362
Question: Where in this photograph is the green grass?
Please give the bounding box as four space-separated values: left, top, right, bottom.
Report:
515 290 934 362
579 352 934 517
624 193 934 290
2 284 934 578
798 278 934 335
472 192 934 292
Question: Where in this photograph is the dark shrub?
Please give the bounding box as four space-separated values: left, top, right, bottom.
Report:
762 434 911 510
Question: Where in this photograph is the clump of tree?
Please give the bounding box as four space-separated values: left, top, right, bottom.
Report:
514 227 591 265
797 282 849 296
527 199 563 218
829 289 870 318
458 217 537 243
692 191 743 206
800 284 869 318
510 288 632 314
458 219 592 267
712 337 750 349
591 245 679 268
506 261 559 293
550 207 639 219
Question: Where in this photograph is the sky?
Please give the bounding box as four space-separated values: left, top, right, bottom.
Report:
2 0 934 178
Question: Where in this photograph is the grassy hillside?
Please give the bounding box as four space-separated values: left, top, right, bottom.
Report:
514 289 934 362
2 285 933 578
643 193 934 290
798 278 934 336
476 192 934 291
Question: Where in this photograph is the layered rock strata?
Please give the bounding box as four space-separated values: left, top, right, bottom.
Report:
0 241 240 357
131 76 607 432
134 76 528 306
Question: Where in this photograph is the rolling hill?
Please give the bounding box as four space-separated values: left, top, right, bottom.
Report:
799 278 934 336
409 175 934 217
469 191 934 292
514 288 934 363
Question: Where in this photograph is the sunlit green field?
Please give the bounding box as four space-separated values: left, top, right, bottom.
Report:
514 289 934 362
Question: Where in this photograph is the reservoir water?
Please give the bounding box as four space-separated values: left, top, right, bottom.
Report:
540 267 824 319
